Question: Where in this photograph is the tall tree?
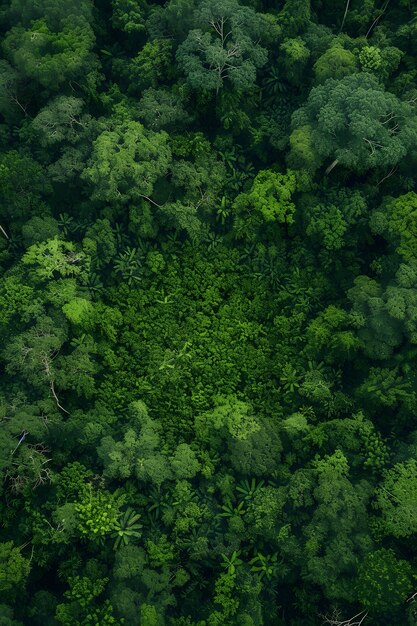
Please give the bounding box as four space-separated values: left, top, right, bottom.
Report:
289 73 417 174
176 0 267 94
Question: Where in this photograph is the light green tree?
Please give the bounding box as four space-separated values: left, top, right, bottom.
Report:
279 37 310 85
75 487 121 542
314 44 357 83
374 460 417 538
371 192 417 262
233 169 297 225
195 395 260 445
22 238 88 282
171 443 201 479
82 120 171 204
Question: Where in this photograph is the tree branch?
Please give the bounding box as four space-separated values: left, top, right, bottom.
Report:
363 137 384 155
50 380 70 415
377 165 397 186
320 608 368 626
138 194 165 209
325 158 339 175
0 224 9 239
365 0 392 39
339 0 351 33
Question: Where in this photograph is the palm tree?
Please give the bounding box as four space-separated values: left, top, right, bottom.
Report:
111 508 142 550
236 478 265 502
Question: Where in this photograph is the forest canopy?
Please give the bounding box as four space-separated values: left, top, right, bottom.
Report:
1 0 417 625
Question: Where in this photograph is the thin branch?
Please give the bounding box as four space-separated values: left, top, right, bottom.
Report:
320 609 368 626
10 94 29 117
339 0 351 33
365 0 392 38
380 112 396 125
50 380 70 415
0 224 9 239
325 158 339 175
379 485 403 504
363 137 384 155
11 431 29 456
377 165 397 186
210 17 225 39
138 194 165 209
389 123 400 135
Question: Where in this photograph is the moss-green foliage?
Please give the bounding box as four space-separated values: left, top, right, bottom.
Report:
1 0 417 624
75 488 122 542
56 576 123 625
356 549 414 615
314 44 357 83
233 169 297 224
374 460 417 538
0 542 30 594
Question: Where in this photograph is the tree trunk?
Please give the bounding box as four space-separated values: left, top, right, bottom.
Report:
339 0 351 33
325 158 339 175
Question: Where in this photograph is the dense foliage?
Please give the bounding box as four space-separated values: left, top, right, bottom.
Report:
1 0 417 624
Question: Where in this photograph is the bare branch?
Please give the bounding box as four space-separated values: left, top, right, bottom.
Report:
50 380 70 415
138 194 165 209
339 0 351 33
377 165 397 186
11 431 29 456
325 158 339 175
389 124 400 135
320 608 368 626
365 0 391 39
380 112 396 125
32 465 52 488
0 224 9 240
363 137 384 155
10 94 29 117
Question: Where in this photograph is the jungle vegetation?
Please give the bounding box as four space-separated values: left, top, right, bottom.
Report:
1 0 417 624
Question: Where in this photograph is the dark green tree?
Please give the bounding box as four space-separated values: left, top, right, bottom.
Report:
289 73 417 174
176 0 267 94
